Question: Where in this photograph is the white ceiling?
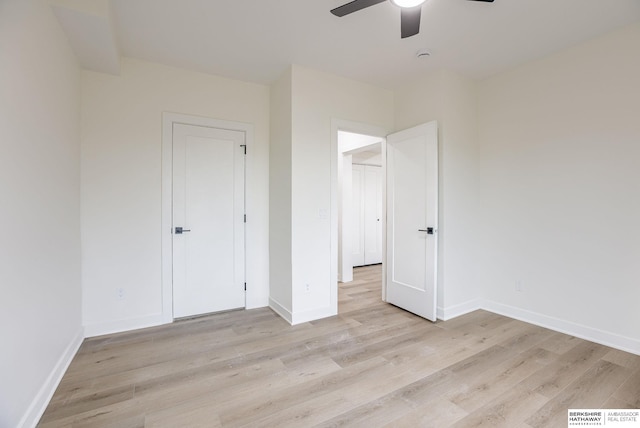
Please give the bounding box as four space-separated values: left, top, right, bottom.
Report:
60 0 640 88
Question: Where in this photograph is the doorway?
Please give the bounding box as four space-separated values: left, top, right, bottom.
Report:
338 130 385 285
332 120 439 321
335 125 387 314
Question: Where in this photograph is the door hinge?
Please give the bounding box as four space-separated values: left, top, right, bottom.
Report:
244 282 247 291
240 144 246 155
244 214 247 223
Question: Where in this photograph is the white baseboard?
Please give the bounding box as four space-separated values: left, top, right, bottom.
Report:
84 313 166 338
482 300 640 356
437 299 482 321
19 327 84 428
269 298 293 324
268 299 336 326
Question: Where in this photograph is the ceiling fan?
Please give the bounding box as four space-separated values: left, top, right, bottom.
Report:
331 0 494 39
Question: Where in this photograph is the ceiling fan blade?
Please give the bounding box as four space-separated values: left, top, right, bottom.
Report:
331 0 387 17
400 7 421 38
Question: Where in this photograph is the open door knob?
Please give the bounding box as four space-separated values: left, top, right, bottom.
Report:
175 227 191 234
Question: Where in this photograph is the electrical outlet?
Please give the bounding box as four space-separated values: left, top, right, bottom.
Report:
117 287 125 300
515 280 523 292
305 283 311 293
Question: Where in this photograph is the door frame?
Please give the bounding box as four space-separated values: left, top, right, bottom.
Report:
161 112 253 323
331 119 390 309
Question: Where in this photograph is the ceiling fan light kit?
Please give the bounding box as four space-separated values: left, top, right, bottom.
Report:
391 0 427 8
331 0 494 39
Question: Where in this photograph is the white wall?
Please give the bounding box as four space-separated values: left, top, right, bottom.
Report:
81 58 270 335
289 65 394 323
395 70 481 319
477 23 640 352
0 1 83 426
269 68 293 318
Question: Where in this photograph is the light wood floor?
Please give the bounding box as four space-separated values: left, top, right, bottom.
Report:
40 265 640 427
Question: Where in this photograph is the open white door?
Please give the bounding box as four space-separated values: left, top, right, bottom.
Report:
172 123 246 318
386 121 438 321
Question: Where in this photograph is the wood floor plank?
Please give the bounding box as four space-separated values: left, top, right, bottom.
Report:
384 398 468 428
40 398 145 428
603 348 640 372
138 356 341 427
448 347 555 413
329 322 441 368
39 385 134 423
39 265 640 427
603 396 637 409
302 356 458 427
613 369 640 408
217 357 391 426
536 331 582 355
519 340 610 398
145 405 221 428
249 355 448 427
452 385 548 428
134 355 342 419
525 360 631 428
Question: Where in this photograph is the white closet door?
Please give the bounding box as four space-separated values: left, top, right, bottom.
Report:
352 164 382 267
363 166 382 265
172 124 246 318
